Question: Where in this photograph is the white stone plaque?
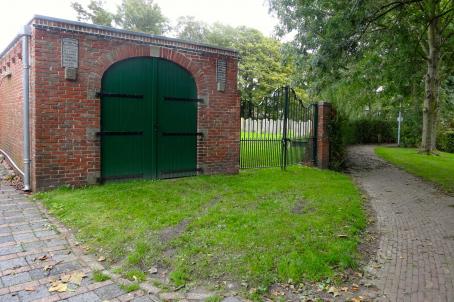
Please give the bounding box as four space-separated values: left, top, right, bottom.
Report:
61 38 79 68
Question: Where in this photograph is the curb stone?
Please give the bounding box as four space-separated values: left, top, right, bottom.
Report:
34 198 246 301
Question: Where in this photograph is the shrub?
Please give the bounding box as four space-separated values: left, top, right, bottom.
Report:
437 130 454 153
399 110 422 147
343 118 396 145
328 110 396 170
328 109 348 170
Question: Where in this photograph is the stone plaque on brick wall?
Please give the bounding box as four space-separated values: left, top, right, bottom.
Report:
216 59 227 91
65 67 77 81
61 38 78 68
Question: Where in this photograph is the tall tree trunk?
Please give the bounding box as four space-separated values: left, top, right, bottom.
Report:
421 3 441 153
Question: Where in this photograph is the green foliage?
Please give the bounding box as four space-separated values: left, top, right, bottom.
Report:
437 130 454 153
127 241 152 266
37 167 366 289
120 283 140 293
205 295 223 302
376 147 454 193
92 270 111 282
400 108 422 147
344 119 395 145
269 0 454 147
175 16 209 43
440 75 454 130
169 270 189 287
71 0 114 26
123 269 147 282
328 110 348 171
115 0 168 34
71 0 168 34
328 109 396 170
175 19 302 102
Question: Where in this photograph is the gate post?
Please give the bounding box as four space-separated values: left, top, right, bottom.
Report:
316 101 331 169
281 86 290 170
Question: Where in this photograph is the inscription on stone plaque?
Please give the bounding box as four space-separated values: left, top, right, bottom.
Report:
61 38 79 68
216 59 227 92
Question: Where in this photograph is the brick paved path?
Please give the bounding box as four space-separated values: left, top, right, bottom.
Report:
347 145 454 302
0 167 158 302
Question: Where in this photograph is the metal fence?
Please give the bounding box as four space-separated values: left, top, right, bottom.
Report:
240 86 317 169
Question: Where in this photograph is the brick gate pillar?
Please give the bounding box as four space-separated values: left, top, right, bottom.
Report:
316 102 331 169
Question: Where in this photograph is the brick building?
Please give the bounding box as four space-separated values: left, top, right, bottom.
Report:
0 16 240 191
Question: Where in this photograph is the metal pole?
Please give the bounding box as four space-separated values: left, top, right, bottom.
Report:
397 102 402 146
282 86 289 170
21 25 32 191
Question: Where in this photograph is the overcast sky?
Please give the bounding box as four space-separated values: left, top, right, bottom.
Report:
0 0 279 51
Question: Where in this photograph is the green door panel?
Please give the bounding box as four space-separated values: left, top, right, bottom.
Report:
101 57 197 181
157 59 198 178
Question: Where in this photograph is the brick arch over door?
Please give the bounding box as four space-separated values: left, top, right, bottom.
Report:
92 45 209 98
30 26 240 191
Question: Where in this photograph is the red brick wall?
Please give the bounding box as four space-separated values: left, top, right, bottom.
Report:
30 27 239 190
316 102 331 169
0 42 24 172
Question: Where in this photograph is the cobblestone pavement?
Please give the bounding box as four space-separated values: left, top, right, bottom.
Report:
346 145 454 302
0 166 158 302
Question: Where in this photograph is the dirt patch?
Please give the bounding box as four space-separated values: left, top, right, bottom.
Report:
0 159 23 190
159 219 191 243
291 199 316 215
159 196 223 244
344 145 391 173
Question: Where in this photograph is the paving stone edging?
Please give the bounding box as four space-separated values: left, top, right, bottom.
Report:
33 199 163 301
33 198 242 302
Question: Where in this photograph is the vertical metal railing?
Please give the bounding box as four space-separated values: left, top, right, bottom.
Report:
240 86 317 169
281 86 289 170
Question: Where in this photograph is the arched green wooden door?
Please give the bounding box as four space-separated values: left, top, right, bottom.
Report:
100 57 197 181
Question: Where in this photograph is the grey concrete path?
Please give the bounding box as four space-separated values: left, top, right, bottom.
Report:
347 145 454 302
0 165 157 302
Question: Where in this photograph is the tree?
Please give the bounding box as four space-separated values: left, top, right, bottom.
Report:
71 0 114 26
115 0 168 34
175 19 302 102
71 0 168 35
174 16 209 43
269 0 454 153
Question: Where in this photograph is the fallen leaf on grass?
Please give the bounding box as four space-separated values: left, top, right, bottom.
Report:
351 296 364 302
351 284 359 291
48 281 67 292
97 256 106 262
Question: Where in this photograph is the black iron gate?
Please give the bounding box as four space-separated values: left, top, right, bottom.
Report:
240 86 317 169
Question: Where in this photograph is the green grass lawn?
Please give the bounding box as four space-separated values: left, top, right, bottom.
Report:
375 147 454 193
240 131 310 168
36 166 366 292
